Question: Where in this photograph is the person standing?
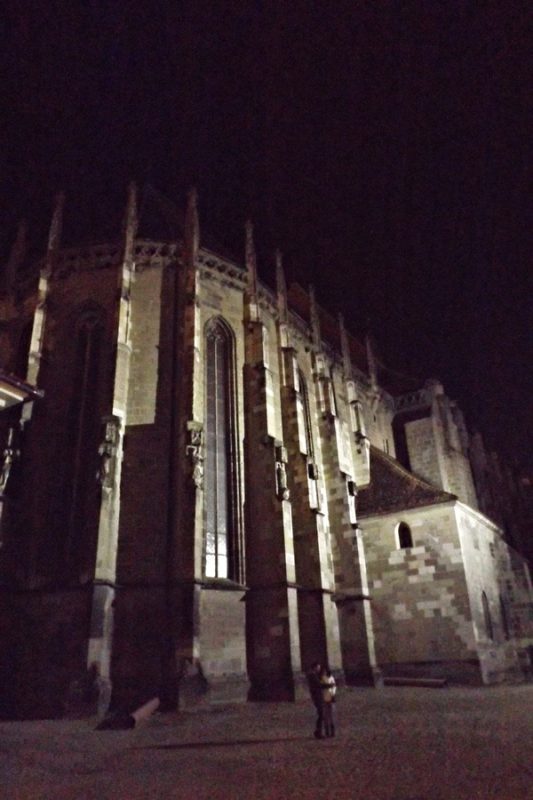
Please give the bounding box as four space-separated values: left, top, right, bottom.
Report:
307 662 325 739
320 667 337 737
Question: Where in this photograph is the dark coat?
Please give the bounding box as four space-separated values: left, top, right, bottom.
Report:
307 670 323 708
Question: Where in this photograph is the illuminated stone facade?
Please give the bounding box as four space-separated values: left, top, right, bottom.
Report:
0 188 531 719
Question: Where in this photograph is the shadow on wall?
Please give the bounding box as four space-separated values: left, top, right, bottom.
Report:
0 593 92 720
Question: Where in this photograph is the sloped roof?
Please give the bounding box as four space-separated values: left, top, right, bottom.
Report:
357 446 456 517
287 282 369 374
285 282 423 395
0 369 43 410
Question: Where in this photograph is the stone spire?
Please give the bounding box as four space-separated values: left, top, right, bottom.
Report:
365 332 378 391
309 284 334 416
43 192 65 276
115 182 138 349
338 313 352 381
122 181 138 268
4 219 28 290
244 220 259 322
245 220 258 298
340 313 368 448
275 249 292 350
26 193 65 386
184 187 200 270
275 249 288 323
309 284 321 352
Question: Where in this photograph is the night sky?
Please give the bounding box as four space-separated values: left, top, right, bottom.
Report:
1 2 531 468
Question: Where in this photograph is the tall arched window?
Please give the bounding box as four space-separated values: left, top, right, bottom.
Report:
482 591 494 641
204 318 240 580
299 370 315 463
397 522 413 549
65 306 105 564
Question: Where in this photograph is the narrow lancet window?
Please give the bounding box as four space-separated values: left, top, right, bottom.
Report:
397 522 413 549
482 591 494 641
65 307 104 562
204 318 239 580
500 594 510 640
299 370 314 460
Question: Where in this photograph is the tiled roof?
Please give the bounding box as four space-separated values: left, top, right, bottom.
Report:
287 282 369 374
286 282 423 394
357 445 456 517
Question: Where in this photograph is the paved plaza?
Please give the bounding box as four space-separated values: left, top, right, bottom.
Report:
1 685 532 799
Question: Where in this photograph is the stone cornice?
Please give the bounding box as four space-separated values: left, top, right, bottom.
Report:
12 237 380 396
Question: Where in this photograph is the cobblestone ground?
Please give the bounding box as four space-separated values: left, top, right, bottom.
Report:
1 685 532 800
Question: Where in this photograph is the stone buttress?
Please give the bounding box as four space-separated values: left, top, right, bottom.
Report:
275 262 341 674
313 307 380 685
159 189 207 708
88 183 137 714
243 227 301 700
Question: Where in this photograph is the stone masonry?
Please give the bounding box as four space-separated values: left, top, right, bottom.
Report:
0 187 531 719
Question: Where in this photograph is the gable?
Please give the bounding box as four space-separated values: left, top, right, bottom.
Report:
358 445 456 516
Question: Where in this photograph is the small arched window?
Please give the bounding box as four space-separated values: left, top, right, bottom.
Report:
397 522 413 549
482 591 494 641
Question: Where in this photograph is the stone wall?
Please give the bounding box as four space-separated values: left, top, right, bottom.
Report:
360 499 533 684
364 390 396 459
360 502 480 681
0 587 93 719
113 257 252 706
194 586 247 703
404 416 445 490
127 265 162 426
2 228 529 720
455 503 533 683
404 393 478 509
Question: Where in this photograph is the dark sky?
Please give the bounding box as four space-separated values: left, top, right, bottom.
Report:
1 1 531 468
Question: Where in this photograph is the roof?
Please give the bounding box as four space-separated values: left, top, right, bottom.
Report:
357 445 456 517
286 282 424 395
0 370 43 410
287 282 369 374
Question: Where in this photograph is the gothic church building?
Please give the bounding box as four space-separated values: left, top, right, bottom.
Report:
0 187 531 719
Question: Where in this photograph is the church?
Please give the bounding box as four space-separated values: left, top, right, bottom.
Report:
0 185 531 719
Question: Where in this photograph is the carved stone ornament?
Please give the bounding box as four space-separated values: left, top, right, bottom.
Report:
186 421 204 490
275 443 290 501
96 416 121 489
0 427 20 496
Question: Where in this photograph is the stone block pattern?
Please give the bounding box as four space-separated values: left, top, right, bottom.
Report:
2 234 531 722
361 505 477 673
316 382 377 680
127 267 162 425
456 503 533 683
243 315 301 698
